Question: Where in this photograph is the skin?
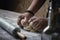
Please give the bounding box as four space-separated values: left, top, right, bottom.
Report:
29 17 48 31
17 0 48 31
27 0 46 13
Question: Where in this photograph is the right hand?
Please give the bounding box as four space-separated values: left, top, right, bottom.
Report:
29 17 48 31
17 12 33 28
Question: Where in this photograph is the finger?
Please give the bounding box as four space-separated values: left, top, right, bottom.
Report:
32 19 43 31
35 24 42 31
17 14 24 28
36 24 45 32
33 22 41 31
17 17 22 25
29 17 37 22
29 18 40 29
18 14 24 19
29 21 37 28
21 19 25 26
35 20 48 31
17 14 24 24
17 18 24 28
21 17 29 27
33 19 42 29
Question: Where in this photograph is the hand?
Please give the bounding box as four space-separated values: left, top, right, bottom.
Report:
29 17 48 31
17 12 33 28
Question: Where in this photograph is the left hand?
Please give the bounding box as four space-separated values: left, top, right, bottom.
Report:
17 12 33 28
29 17 48 31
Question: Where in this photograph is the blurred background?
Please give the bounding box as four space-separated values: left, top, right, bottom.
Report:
0 0 49 18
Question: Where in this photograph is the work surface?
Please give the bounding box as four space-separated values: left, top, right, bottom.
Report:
0 9 51 40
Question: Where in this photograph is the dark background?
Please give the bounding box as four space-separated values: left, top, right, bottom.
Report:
0 0 19 11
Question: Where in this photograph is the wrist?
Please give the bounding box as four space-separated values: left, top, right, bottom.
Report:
25 10 34 16
25 12 33 18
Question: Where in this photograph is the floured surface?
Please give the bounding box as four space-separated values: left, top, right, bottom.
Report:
0 9 51 40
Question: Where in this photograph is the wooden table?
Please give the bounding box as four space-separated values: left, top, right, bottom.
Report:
0 9 51 40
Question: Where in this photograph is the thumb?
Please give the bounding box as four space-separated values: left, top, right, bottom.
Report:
17 14 24 25
21 17 29 27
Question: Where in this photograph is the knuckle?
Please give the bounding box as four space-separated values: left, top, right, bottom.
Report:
29 22 33 26
21 20 27 26
18 15 24 19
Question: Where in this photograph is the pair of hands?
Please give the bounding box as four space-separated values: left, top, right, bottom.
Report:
17 12 48 31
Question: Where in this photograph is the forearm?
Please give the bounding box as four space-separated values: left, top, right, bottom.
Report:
27 0 46 14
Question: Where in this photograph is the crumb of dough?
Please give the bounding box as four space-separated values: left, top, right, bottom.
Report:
23 25 36 32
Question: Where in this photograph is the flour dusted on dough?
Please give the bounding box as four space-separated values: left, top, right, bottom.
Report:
23 25 36 32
